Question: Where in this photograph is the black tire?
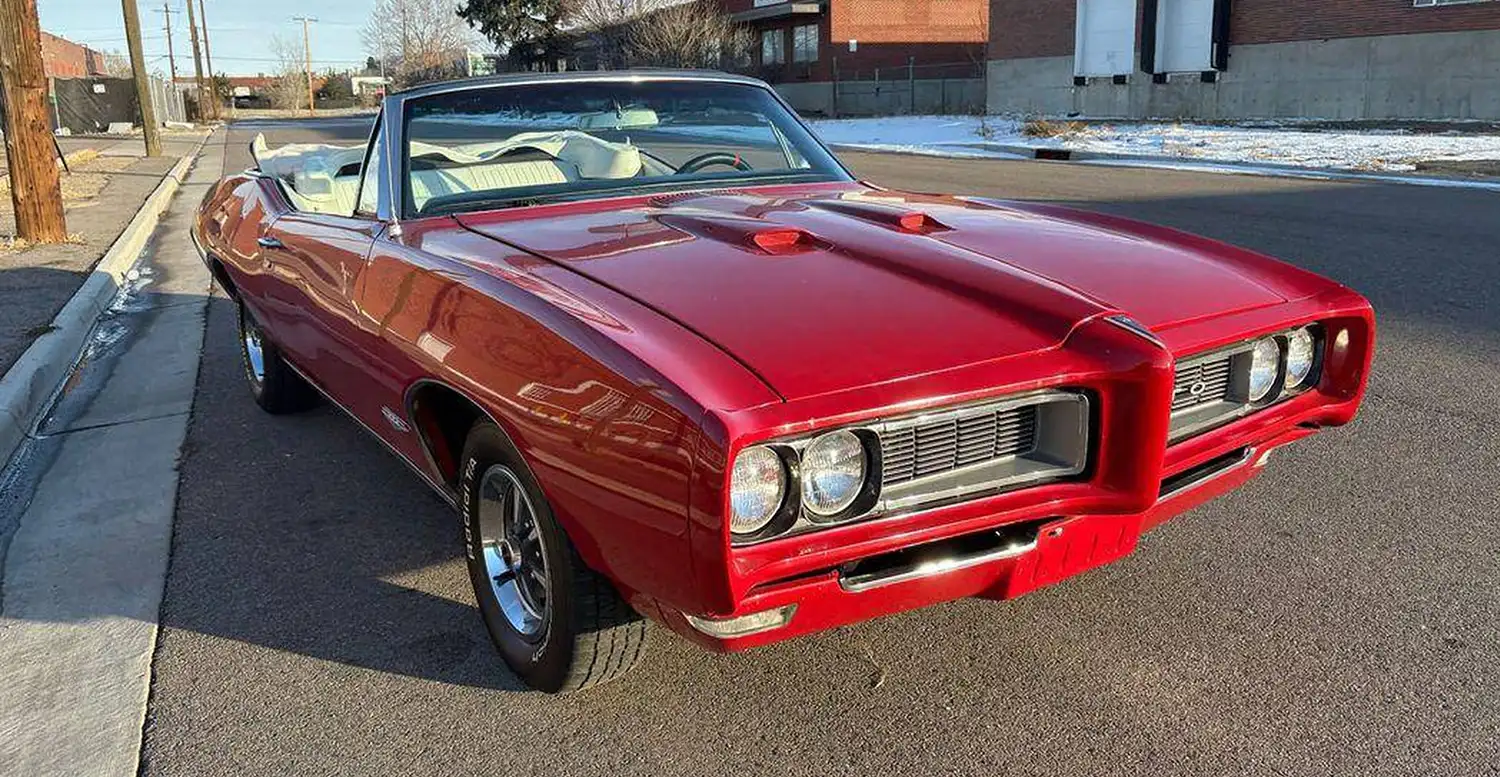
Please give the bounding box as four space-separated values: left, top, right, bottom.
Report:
459 420 647 693
236 301 318 414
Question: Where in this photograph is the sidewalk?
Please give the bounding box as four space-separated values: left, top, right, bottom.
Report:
0 128 223 777
0 133 207 376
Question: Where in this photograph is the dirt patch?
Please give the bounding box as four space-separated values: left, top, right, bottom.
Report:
1413 159 1500 179
0 154 136 205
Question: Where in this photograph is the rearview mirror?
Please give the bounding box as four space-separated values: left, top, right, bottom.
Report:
577 107 660 131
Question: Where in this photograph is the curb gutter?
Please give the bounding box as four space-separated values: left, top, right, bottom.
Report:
0 135 210 470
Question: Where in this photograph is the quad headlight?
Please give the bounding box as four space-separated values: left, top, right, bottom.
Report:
1285 328 1317 389
729 446 785 536
800 431 867 518
1248 337 1281 402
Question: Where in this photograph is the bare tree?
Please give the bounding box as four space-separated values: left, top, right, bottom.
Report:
569 0 666 69
101 50 134 78
361 0 480 85
266 34 310 110
623 1 751 70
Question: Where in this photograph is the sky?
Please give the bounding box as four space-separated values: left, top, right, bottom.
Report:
40 0 392 77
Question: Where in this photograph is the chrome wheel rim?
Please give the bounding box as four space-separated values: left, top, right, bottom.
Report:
242 314 266 383
477 465 550 638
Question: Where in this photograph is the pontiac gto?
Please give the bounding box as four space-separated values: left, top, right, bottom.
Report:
192 72 1375 693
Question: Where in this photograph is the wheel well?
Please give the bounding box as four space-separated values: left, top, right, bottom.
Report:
408 382 486 488
208 257 240 299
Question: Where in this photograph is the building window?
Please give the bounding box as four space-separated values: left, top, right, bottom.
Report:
762 28 785 65
793 24 819 63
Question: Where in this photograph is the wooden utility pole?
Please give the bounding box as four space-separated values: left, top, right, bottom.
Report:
294 16 316 116
183 0 206 120
0 0 65 242
157 4 177 84
124 0 161 157
197 0 219 119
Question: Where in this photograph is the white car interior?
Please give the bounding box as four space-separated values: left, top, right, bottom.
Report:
251 129 666 216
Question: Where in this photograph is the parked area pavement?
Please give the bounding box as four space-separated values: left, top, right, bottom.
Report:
104 118 1494 776
0 134 207 376
0 115 1495 776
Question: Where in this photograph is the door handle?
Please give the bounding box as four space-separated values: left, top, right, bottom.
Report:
257 236 285 249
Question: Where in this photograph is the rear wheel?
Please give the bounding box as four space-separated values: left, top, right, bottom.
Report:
237 301 318 414
460 420 647 693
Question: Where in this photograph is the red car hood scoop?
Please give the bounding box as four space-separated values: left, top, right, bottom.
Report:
456 191 1108 401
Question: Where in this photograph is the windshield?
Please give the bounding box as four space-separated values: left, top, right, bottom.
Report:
400 79 849 218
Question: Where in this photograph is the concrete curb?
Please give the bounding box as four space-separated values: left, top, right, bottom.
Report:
0 135 210 470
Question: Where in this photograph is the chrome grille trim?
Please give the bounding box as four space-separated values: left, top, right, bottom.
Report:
870 392 1090 514
1170 343 1255 442
879 405 1039 485
1171 357 1234 412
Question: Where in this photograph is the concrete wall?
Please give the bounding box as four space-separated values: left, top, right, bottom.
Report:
987 29 1500 120
777 78 987 117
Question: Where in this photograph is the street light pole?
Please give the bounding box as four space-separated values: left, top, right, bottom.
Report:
183 0 206 119
294 16 317 116
157 4 177 85
124 0 161 157
198 0 219 119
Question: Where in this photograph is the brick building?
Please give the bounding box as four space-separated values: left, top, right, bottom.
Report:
725 0 990 114
41 31 109 79
986 0 1500 120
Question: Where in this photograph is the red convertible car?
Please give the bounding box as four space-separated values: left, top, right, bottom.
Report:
193 71 1374 693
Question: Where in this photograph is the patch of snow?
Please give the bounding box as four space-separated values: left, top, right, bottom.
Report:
806 115 1500 175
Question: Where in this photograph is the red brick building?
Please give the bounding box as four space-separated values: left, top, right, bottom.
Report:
986 0 1500 120
724 0 990 114
41 31 109 79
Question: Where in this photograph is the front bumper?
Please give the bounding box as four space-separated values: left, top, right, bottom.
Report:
658 412 1319 653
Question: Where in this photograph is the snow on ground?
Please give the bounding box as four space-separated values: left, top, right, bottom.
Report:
807 116 1500 174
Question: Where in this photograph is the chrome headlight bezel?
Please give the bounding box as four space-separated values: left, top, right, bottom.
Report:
1283 327 1320 391
1247 337 1281 403
799 430 869 520
728 445 789 538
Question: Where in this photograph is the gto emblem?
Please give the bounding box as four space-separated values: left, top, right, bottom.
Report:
381 406 412 433
1176 381 1209 397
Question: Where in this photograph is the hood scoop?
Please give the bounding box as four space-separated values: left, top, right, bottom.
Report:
654 212 822 255
805 198 951 234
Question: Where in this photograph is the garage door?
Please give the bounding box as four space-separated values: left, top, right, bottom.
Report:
1075 0 1137 76
1155 0 1214 73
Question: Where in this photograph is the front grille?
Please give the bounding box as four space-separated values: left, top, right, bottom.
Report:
880 405 1039 486
869 392 1090 514
1171 355 1234 412
1169 344 1257 441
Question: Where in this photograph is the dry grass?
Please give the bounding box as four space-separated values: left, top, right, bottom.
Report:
0 232 86 255
1022 118 1090 138
0 152 133 205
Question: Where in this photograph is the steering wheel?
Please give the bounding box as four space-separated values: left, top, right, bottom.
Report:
677 152 753 175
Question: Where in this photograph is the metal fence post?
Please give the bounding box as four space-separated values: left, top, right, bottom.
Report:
832 56 839 119
908 56 915 115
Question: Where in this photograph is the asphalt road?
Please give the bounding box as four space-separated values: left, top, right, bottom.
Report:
141 117 1499 776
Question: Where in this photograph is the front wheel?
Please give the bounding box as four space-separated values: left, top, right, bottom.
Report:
460 421 647 693
237 301 318 414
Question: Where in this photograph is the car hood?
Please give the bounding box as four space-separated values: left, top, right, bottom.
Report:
454 186 1288 401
